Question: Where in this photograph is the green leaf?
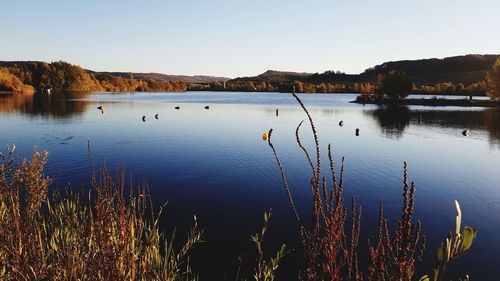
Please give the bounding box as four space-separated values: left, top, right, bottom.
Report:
264 211 269 223
419 275 430 281
462 226 477 252
279 244 287 255
436 243 444 264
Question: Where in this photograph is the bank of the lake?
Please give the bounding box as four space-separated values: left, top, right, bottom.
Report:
353 94 500 108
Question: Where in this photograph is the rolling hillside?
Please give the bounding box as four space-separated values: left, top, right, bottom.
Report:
232 54 500 86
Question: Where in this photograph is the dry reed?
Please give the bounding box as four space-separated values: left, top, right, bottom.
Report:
0 149 203 281
267 89 475 281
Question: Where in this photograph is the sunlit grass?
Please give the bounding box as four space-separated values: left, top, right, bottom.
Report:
0 150 202 281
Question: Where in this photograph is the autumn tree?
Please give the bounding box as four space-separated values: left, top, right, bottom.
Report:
294 81 304 93
486 58 500 100
377 70 412 99
0 68 34 93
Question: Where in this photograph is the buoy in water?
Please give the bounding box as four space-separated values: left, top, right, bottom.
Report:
262 132 269 141
97 106 103 110
276 108 279 117
462 130 468 136
142 116 146 122
155 114 159 119
339 120 343 127
355 128 360 136
204 106 209 109
175 106 180 110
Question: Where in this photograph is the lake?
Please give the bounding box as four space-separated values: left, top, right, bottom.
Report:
1 91 499 280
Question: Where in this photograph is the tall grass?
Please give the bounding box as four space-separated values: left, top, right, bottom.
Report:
249 210 289 281
0 149 202 281
267 90 476 281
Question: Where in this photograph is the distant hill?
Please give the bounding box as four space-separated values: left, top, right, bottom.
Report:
92 71 230 84
232 55 500 87
231 70 313 83
359 54 500 86
0 61 230 84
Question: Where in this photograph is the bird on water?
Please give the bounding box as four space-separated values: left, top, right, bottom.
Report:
97 106 105 115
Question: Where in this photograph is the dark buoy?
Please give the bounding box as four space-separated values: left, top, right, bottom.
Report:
155 114 159 119
355 128 360 136
276 108 279 117
418 114 422 125
142 115 146 122
339 120 343 127
462 130 468 136
175 106 180 110
97 106 103 110
204 106 209 110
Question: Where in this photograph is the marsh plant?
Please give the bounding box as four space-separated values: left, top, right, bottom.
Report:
0 147 203 281
267 91 476 281
249 210 289 281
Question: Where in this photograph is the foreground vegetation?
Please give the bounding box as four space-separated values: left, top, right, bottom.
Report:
0 147 203 280
266 92 477 280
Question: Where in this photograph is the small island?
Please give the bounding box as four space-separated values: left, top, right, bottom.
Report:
353 94 500 108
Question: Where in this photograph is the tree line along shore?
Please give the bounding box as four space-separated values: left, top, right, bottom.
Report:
0 54 499 100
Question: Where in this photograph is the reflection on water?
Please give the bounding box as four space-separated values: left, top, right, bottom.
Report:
2 93 498 145
484 109 500 143
0 91 499 280
366 105 500 145
0 92 90 118
369 106 411 139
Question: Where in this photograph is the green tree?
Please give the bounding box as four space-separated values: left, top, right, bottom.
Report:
486 58 500 100
377 70 412 99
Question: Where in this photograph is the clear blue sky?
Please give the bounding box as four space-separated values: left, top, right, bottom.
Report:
1 0 498 77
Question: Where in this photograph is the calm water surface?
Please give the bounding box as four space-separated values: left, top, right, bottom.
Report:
1 92 499 280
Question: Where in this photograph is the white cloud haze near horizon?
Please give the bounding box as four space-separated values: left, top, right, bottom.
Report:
1 0 499 78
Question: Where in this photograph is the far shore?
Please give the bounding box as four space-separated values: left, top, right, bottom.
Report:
352 94 500 108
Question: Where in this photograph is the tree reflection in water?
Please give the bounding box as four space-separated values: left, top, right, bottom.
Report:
370 105 411 139
0 92 90 118
484 109 500 145
368 105 500 146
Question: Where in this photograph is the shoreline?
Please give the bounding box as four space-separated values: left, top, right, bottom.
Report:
352 95 500 108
